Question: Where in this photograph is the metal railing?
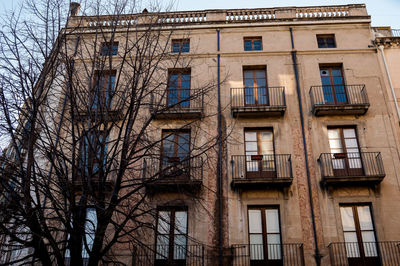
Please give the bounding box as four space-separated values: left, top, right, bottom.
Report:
231 154 292 180
319 152 385 178
328 241 400 266
133 244 205 266
232 243 304 266
310 84 369 107
142 156 203 182
150 88 204 113
231 87 286 109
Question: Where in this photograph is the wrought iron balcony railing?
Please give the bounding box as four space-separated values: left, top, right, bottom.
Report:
319 152 385 186
231 243 305 266
150 89 203 119
133 244 205 266
142 156 203 191
230 87 286 117
231 154 292 188
328 241 400 266
310 85 369 116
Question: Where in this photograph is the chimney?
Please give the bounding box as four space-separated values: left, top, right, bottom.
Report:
69 2 81 16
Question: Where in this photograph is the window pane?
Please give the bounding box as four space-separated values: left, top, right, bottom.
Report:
340 207 356 231
343 129 356 138
253 40 262 50
362 232 377 257
245 132 257 142
83 208 97 258
267 234 281 260
344 138 358 149
265 209 280 233
329 139 343 150
249 235 264 260
245 142 257 152
255 70 265 79
157 211 171 234
357 206 373 230
328 129 340 139
173 235 187 260
344 233 360 258
248 210 262 233
156 235 169 259
244 41 252 51
174 211 187 234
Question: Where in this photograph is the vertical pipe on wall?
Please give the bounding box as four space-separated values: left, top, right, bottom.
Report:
289 27 322 266
216 29 223 266
378 45 400 125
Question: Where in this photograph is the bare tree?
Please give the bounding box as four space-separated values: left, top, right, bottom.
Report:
0 0 221 265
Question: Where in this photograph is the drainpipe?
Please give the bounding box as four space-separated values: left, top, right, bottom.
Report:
216 29 223 266
289 27 322 266
378 45 400 125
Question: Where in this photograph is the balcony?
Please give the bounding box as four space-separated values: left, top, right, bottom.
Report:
231 154 293 189
231 243 305 266
133 244 205 266
75 90 124 121
231 87 286 118
328 241 400 266
319 152 385 186
150 89 203 119
310 85 369 116
142 156 203 192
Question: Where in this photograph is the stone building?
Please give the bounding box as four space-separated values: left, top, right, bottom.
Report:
2 3 400 266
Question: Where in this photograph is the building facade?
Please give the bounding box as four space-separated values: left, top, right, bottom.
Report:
2 3 400 266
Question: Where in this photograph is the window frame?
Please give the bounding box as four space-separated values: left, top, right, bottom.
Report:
167 69 191 108
247 205 283 263
243 66 268 106
317 34 336 48
155 206 188 263
319 64 347 105
79 130 108 180
92 70 117 110
244 37 263 51
171 39 190 53
100 42 119 56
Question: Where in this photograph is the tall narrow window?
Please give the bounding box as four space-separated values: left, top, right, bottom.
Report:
320 66 347 104
92 71 116 110
328 127 362 177
244 37 262 51
245 129 275 178
80 130 108 180
167 70 191 108
156 208 188 265
248 207 282 264
317 34 336 48
172 39 190 53
243 67 267 106
161 130 190 178
340 204 379 266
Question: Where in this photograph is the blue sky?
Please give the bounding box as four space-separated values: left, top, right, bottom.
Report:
1 0 400 27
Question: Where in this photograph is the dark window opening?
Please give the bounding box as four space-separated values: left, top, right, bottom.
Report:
172 39 190 53
317 34 336 48
92 71 116 110
244 37 262 51
100 42 118 56
161 130 190 178
320 65 346 104
167 70 191 108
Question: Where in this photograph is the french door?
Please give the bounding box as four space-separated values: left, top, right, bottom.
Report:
245 129 275 178
328 128 363 177
340 205 379 266
161 131 190 179
167 71 191 108
248 207 282 266
320 66 347 104
244 69 268 106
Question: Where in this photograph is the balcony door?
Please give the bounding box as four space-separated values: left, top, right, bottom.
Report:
161 131 190 179
248 207 282 266
340 205 379 266
155 208 188 266
244 68 268 106
167 70 190 108
328 128 363 177
320 66 347 104
92 71 116 110
245 129 275 178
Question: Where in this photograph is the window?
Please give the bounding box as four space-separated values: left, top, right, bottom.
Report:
155 208 188 264
328 127 362 176
245 129 275 178
65 208 98 264
171 39 190 53
167 70 191 108
317 34 336 48
340 204 379 265
320 66 347 104
92 71 116 110
100 42 118 56
80 130 108 179
243 67 267 106
244 37 262 51
248 207 282 263
161 130 190 178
